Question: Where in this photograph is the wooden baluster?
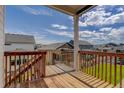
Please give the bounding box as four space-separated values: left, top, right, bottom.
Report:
9 56 12 86
120 57 122 88
93 54 95 76
88 54 90 74
98 54 100 79
30 55 33 81
14 55 17 87
101 55 104 80
85 54 87 74
37 54 40 79
105 55 108 82
40 53 42 78
83 53 85 72
23 55 26 82
91 54 94 76
27 55 29 81
34 54 37 79
32 54 35 80
90 54 92 74
89 54 91 75
19 55 21 83
109 56 112 84
83 54 85 72
80 53 82 71
114 56 117 86
5 55 8 86
85 54 87 73
95 54 97 77
42 53 46 77
86 54 88 74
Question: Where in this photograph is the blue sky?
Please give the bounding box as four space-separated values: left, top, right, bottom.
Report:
5 5 124 44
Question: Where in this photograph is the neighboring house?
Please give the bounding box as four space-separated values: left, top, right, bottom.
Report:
37 42 73 65
94 43 124 53
35 44 42 49
116 45 124 53
5 33 35 51
68 40 94 50
37 40 93 65
5 33 35 72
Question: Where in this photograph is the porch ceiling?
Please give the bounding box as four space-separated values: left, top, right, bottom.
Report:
47 5 95 16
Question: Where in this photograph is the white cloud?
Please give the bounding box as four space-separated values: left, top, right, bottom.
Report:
100 27 112 32
19 6 52 16
77 6 124 27
79 6 112 26
103 12 124 25
51 24 68 30
117 7 124 12
109 27 124 39
46 29 73 38
79 26 124 44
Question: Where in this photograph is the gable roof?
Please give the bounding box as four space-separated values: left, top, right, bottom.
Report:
38 43 65 50
5 33 35 44
38 42 73 51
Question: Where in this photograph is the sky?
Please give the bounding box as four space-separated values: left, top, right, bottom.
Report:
5 5 124 45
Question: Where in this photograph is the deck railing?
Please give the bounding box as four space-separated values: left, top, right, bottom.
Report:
52 51 74 67
4 51 46 87
79 51 124 88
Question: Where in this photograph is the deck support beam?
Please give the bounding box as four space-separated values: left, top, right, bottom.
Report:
0 5 4 87
73 15 79 71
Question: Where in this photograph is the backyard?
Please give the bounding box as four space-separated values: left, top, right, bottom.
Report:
81 62 124 85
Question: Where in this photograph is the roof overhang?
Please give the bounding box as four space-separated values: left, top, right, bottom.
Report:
47 5 96 16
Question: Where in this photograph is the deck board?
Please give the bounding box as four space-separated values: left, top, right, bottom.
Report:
46 66 57 76
49 65 64 74
56 63 74 72
61 74 89 88
19 64 114 88
44 78 58 88
69 71 113 88
44 73 89 88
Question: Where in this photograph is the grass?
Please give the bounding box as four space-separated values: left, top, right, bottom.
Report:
81 63 124 85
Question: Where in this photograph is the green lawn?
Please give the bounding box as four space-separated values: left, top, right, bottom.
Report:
81 63 124 85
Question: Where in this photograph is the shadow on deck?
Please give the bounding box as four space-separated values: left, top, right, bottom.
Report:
19 63 113 88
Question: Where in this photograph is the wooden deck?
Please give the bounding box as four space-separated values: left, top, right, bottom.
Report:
19 63 113 88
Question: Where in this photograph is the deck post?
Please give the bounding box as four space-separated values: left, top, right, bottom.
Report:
73 15 79 71
0 5 4 87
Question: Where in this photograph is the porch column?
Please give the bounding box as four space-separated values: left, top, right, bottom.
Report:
0 5 4 87
73 15 79 71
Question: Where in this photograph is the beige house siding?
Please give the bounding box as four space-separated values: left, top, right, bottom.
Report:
0 5 4 87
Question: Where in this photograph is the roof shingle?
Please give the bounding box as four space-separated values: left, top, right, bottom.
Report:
5 33 35 44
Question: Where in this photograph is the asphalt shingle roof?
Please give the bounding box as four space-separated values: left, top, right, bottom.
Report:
5 33 35 44
38 43 66 50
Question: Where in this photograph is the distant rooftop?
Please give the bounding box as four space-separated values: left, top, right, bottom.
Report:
38 42 66 50
5 33 35 44
69 40 93 46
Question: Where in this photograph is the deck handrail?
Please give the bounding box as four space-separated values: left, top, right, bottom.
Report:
79 50 124 88
4 51 46 87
